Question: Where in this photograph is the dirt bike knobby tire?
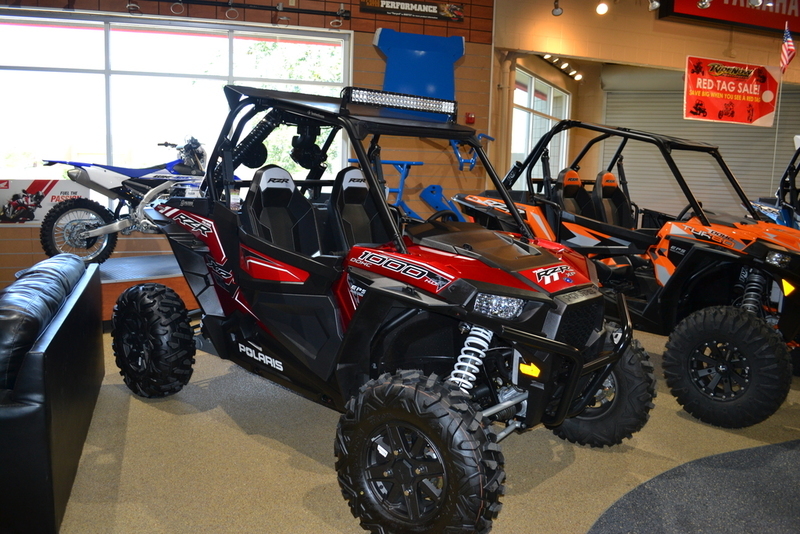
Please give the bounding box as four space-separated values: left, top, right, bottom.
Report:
335 370 505 534
550 338 656 448
40 197 118 264
663 306 792 428
112 283 196 398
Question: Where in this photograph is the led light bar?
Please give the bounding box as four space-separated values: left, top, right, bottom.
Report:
341 87 457 122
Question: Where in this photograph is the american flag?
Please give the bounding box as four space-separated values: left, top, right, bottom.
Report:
781 22 796 74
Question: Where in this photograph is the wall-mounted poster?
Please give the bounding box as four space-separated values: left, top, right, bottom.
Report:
684 56 780 127
0 179 89 225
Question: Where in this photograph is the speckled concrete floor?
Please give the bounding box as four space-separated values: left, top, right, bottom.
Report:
60 331 800 534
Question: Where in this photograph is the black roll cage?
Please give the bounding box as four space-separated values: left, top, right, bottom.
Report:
502 119 763 227
203 85 536 254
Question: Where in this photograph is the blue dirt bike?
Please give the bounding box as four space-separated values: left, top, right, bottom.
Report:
40 138 207 264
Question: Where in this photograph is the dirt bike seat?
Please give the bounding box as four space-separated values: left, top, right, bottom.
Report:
555 169 598 220
592 171 634 228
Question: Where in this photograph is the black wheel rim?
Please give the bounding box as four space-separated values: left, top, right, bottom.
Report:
688 340 750 400
119 313 149 375
364 421 447 524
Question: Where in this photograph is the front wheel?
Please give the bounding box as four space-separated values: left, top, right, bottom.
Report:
112 283 196 398
551 339 656 448
663 306 792 428
40 198 118 264
335 370 505 534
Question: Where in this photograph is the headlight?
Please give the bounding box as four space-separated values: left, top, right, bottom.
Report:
473 293 525 319
766 250 792 269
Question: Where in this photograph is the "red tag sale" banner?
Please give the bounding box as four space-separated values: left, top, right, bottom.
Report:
684 56 780 127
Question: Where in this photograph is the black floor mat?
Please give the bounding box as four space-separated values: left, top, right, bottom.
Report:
588 440 800 534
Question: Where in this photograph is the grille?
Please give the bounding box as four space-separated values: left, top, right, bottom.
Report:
554 297 605 350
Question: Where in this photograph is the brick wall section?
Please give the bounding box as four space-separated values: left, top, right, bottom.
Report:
19 0 494 44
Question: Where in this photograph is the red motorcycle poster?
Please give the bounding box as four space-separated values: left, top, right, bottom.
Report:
0 179 88 224
684 56 780 127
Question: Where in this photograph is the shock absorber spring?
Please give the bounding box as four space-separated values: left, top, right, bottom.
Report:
741 270 767 314
447 325 493 392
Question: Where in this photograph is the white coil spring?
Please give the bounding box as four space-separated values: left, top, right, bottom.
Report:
447 325 494 392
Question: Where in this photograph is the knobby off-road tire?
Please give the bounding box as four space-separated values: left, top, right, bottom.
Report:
40 198 118 264
551 339 656 448
663 306 792 428
112 283 195 398
335 371 505 534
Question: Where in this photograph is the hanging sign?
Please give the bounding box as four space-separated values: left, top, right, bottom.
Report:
659 0 800 34
684 56 780 127
359 0 464 21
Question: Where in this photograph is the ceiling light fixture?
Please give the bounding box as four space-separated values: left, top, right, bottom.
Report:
539 54 583 82
649 0 660 10
552 0 563 16
596 1 608 14
697 0 711 8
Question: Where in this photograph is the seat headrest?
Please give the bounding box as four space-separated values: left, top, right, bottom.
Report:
340 167 368 191
597 171 618 195
255 165 295 192
557 169 583 195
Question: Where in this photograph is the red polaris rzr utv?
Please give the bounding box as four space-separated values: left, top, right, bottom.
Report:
111 89 655 533
456 120 799 429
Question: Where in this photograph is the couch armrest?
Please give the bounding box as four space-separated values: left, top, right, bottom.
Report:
0 263 103 534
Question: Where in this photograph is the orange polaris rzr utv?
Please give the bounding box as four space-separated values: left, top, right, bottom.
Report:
454 120 800 429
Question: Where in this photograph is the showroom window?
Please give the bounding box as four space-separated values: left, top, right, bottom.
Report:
0 12 350 182
511 69 569 187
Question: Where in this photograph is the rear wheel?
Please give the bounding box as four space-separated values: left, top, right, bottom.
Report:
551 339 656 447
112 283 195 398
40 198 118 264
663 306 791 428
335 370 505 534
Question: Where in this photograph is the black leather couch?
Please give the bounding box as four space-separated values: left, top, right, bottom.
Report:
0 254 104 534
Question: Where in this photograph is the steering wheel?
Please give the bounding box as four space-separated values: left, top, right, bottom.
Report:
676 203 696 221
426 209 460 223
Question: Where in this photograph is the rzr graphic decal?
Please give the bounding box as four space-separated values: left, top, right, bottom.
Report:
156 204 228 263
350 250 453 291
173 212 212 236
532 264 575 285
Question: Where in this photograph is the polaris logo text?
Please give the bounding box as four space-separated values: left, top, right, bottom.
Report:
352 251 452 290
238 343 284 371
174 212 212 236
